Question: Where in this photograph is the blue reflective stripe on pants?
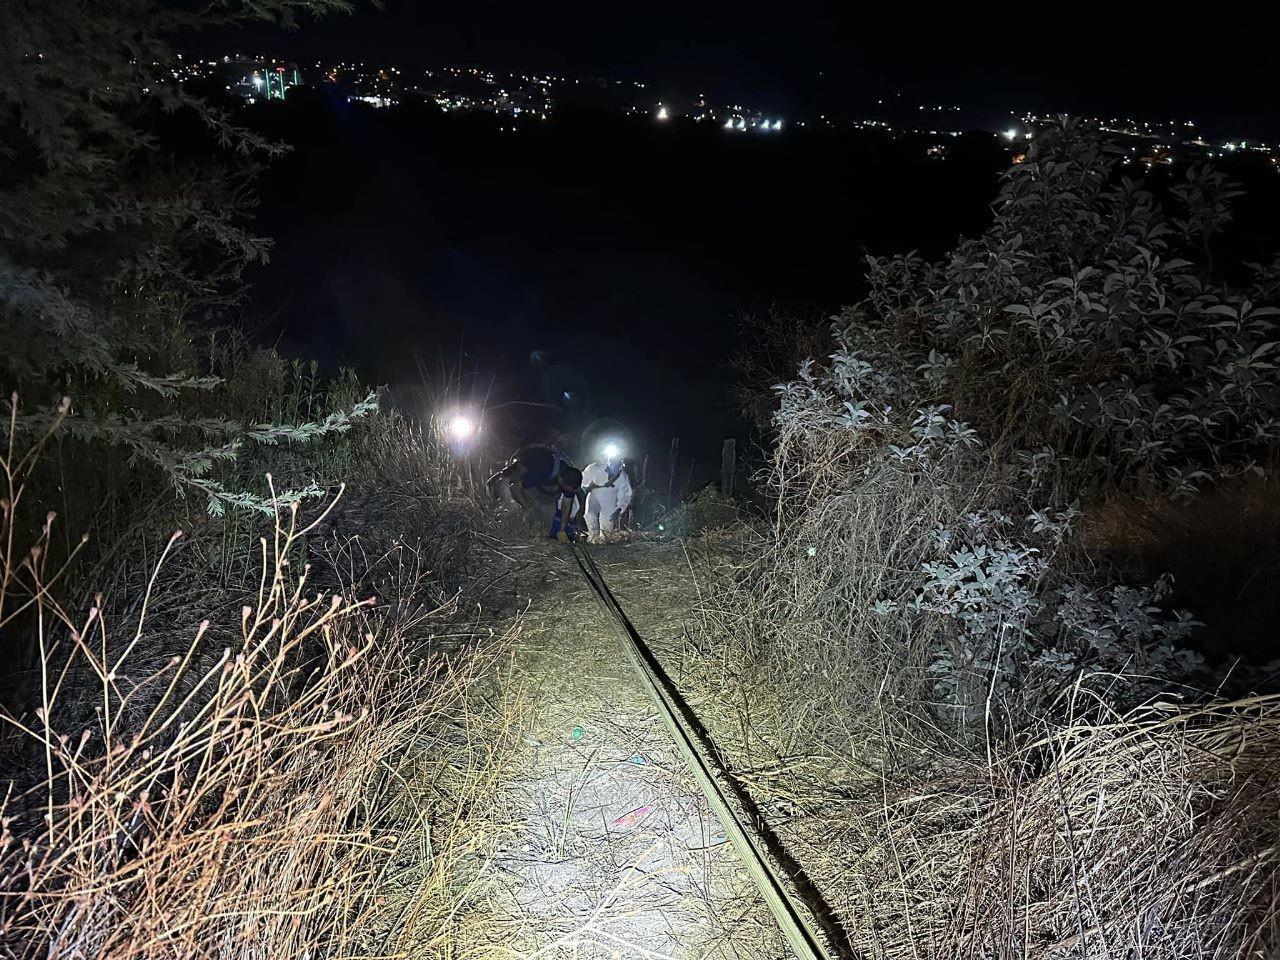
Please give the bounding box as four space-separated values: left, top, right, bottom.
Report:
550 502 578 539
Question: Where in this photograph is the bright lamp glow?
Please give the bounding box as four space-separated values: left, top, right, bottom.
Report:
601 441 622 460
448 415 475 441
1003 128 1018 140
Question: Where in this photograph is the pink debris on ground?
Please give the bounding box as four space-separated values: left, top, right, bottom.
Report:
611 804 654 830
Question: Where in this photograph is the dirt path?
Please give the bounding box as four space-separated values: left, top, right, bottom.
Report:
468 537 792 959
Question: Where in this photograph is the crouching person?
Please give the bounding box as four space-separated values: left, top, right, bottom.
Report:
486 444 585 542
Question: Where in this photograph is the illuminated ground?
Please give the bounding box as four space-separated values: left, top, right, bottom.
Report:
465 536 792 959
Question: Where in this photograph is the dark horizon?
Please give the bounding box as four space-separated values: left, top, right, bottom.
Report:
223 3 1280 140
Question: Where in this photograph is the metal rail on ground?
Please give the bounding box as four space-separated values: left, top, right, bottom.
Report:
571 544 848 960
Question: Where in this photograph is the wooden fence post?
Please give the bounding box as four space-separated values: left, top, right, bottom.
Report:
667 438 680 503
721 438 736 497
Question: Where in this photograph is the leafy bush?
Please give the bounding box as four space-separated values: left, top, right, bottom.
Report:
743 119 1280 741
767 350 1203 747
684 120 1280 958
836 119 1280 498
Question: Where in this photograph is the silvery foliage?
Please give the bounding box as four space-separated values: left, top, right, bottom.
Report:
16 391 379 517
1055 578 1203 676
915 507 1204 715
844 119 1280 498
2 0 362 518
773 343 1203 719
773 343 979 473
916 511 1045 700
893 407 981 463
773 354 893 438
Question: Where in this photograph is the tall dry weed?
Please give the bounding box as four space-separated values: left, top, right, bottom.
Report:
0 400 519 959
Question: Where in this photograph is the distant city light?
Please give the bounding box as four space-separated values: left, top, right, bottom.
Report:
176 52 1276 165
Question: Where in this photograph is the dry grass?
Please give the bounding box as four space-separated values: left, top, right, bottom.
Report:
0 405 524 959
799 690 1280 959
670 407 1280 958
682 544 1280 958
696 454 1004 764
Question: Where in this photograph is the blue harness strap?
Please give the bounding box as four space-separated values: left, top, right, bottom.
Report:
545 449 580 539
550 492 581 539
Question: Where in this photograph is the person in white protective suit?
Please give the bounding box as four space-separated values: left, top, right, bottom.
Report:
582 456 633 542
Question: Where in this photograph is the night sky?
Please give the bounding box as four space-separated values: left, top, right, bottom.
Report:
248 4 1280 138
230 4 1280 482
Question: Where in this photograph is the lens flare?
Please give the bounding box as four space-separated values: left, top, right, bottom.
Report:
448 415 475 441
